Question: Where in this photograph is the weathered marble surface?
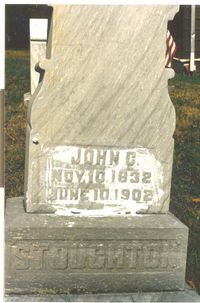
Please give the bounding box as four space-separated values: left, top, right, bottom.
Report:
5 197 188 294
30 41 46 94
25 6 178 214
5 284 200 302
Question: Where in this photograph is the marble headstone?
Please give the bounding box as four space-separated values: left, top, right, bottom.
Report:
25 5 177 215
5 5 189 294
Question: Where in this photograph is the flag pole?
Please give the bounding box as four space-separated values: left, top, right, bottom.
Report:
190 5 196 73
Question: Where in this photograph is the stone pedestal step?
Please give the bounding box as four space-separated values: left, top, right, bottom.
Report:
4 284 200 302
5 197 188 294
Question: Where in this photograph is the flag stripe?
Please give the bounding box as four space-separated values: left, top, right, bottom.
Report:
165 30 177 68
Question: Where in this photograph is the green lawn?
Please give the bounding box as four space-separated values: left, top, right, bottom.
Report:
169 74 200 293
5 50 200 293
5 50 29 198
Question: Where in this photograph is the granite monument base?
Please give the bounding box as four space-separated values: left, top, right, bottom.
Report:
5 197 188 294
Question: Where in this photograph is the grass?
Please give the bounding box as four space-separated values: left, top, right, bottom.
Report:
169 74 200 293
5 50 200 293
5 49 29 197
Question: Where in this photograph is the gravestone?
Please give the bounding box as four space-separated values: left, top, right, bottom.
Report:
5 5 189 294
24 19 48 105
29 18 48 95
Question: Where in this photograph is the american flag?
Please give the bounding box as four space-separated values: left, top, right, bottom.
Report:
165 30 177 68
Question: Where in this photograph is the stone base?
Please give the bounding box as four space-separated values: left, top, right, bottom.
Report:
5 197 188 294
4 284 200 302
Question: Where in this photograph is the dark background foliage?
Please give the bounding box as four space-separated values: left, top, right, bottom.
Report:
5 5 52 49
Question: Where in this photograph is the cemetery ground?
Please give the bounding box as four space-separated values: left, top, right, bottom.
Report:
5 50 200 294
